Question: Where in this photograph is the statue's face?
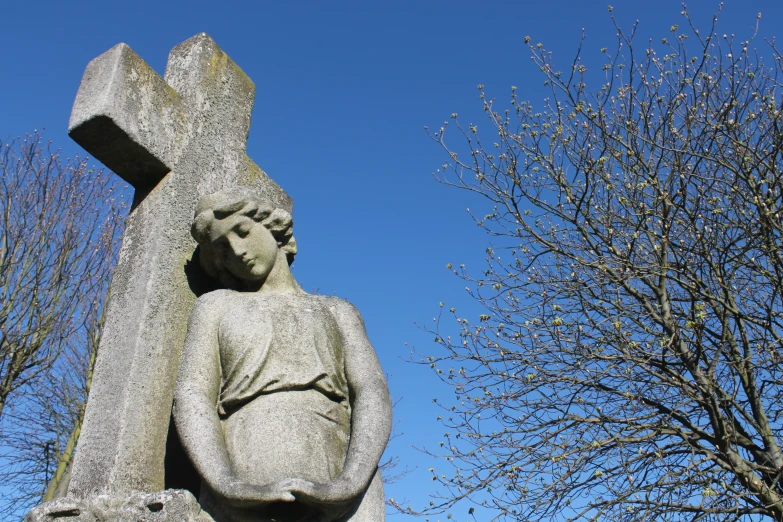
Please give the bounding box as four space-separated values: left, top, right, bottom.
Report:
207 214 279 282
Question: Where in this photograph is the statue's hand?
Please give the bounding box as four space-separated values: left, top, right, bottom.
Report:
215 478 308 508
288 477 360 506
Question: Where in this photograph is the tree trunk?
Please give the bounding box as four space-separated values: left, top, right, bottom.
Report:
41 333 98 502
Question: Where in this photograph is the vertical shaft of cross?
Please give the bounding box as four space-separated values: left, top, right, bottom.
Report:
66 34 291 497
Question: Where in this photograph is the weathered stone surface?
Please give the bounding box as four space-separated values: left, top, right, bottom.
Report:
173 188 392 521
25 490 214 522
68 43 183 191
39 33 392 522
66 34 292 498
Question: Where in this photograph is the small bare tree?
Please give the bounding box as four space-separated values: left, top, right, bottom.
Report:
0 133 125 516
409 7 783 521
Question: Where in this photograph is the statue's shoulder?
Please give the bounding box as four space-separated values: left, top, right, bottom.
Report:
191 289 237 314
312 294 363 321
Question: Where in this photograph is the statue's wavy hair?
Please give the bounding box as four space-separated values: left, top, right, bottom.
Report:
191 186 297 290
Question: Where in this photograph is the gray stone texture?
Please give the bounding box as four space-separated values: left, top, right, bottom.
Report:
173 188 392 521
66 34 291 498
25 489 214 522
30 34 393 522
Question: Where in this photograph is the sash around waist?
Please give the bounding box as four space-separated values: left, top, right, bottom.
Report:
219 379 350 418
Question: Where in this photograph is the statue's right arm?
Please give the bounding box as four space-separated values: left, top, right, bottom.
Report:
173 292 307 507
173 292 235 491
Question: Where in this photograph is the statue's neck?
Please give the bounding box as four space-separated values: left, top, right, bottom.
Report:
243 249 303 295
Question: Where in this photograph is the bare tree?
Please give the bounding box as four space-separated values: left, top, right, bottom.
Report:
0 132 125 516
407 7 783 521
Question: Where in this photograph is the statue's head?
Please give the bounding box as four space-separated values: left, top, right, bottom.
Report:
191 187 297 290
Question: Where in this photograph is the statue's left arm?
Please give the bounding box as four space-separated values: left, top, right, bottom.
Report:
334 299 393 492
293 298 392 505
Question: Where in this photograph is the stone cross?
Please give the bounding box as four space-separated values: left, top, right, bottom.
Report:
66 34 291 498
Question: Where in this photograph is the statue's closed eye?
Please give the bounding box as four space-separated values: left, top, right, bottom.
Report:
235 223 253 238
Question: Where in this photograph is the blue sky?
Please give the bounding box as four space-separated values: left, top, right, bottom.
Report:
4 1 783 520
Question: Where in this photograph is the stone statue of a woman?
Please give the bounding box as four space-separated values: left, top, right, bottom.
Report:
173 187 392 522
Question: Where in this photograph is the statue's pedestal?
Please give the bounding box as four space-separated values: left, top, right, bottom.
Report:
25 490 213 522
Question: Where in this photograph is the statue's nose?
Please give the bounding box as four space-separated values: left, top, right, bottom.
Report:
227 236 246 258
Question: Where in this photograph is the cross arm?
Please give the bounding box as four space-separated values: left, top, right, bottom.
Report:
68 43 186 192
